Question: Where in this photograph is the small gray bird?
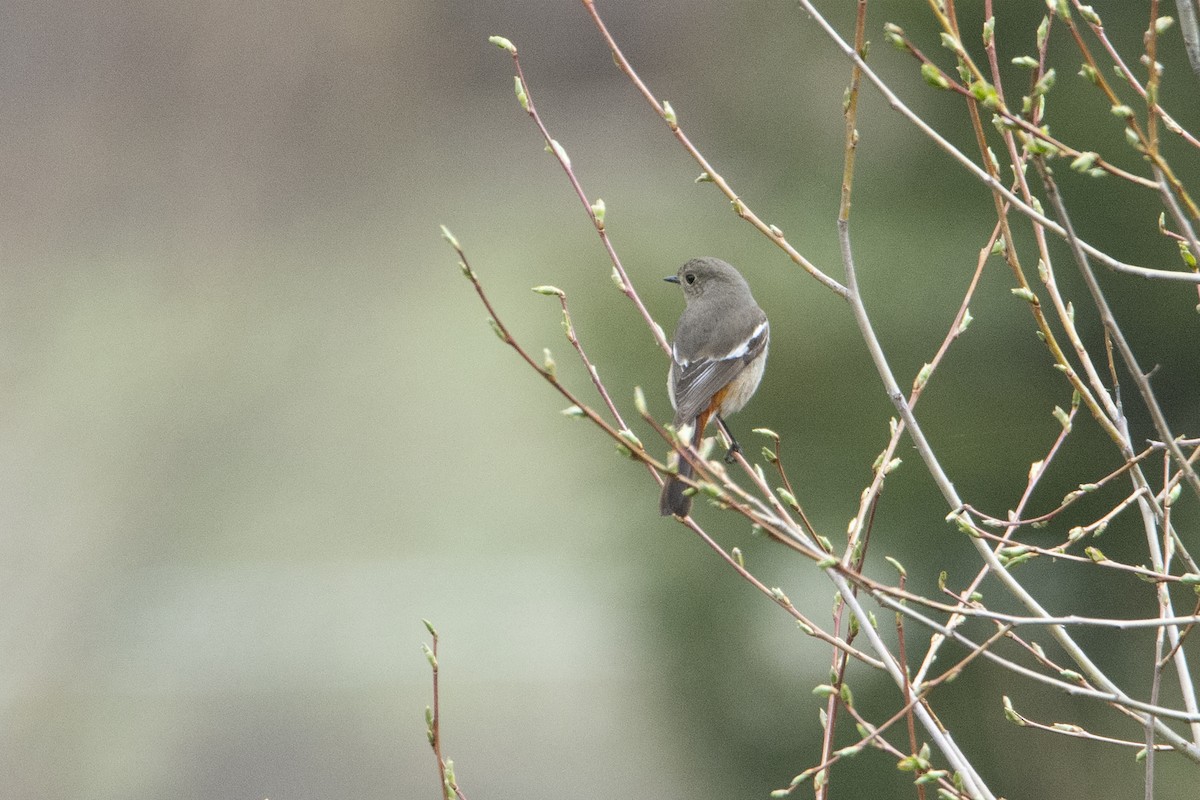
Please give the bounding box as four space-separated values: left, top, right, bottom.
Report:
660 257 769 517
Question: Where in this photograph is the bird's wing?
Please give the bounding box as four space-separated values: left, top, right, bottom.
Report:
671 319 768 425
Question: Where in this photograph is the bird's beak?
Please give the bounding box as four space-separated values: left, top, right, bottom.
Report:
663 275 680 284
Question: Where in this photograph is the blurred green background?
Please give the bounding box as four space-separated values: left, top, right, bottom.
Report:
3 2 1199 798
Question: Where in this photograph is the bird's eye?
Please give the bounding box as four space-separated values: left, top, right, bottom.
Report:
684 273 696 285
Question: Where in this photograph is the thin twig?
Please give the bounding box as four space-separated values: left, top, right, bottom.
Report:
423 621 470 800
491 38 671 354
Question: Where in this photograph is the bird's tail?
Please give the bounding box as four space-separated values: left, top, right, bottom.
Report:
659 459 694 517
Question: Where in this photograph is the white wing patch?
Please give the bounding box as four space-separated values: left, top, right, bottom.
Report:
721 319 769 361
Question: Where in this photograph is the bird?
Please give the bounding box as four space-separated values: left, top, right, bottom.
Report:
659 257 769 517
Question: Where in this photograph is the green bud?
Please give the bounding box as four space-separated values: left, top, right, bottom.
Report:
1078 5 1101 25
1052 405 1071 430
561 405 585 418
957 307 973 334
1180 241 1197 268
488 35 516 54
885 556 907 577
1178 573 1200 585
694 171 713 183
777 487 798 507
661 100 677 127
1002 695 1024 724
1110 104 1134 119
1011 286 1037 302
1003 552 1037 569
970 79 999 107
618 429 643 452
812 684 837 697
921 63 950 90
939 32 961 53
422 643 437 670
1025 134 1057 157
591 197 606 227
1085 546 1106 562
514 76 528 111
1036 16 1050 50
438 224 461 251
609 266 626 292
531 284 565 297
956 60 972 84
731 547 744 568
546 139 570 168
1012 56 1039 69
752 427 780 439
982 16 995 45
884 23 907 50
1155 16 1175 34
633 385 647 416
1078 62 1099 84
913 362 934 390
1032 68 1056 95
487 317 508 342
1070 151 1099 172
422 618 438 636
542 348 556 379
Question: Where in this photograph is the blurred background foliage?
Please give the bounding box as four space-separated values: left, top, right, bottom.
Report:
2 1 1198 798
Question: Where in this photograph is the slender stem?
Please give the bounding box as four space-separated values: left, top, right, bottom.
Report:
795 0 1200 283
580 0 849 297
1035 160 1200 501
502 44 671 354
